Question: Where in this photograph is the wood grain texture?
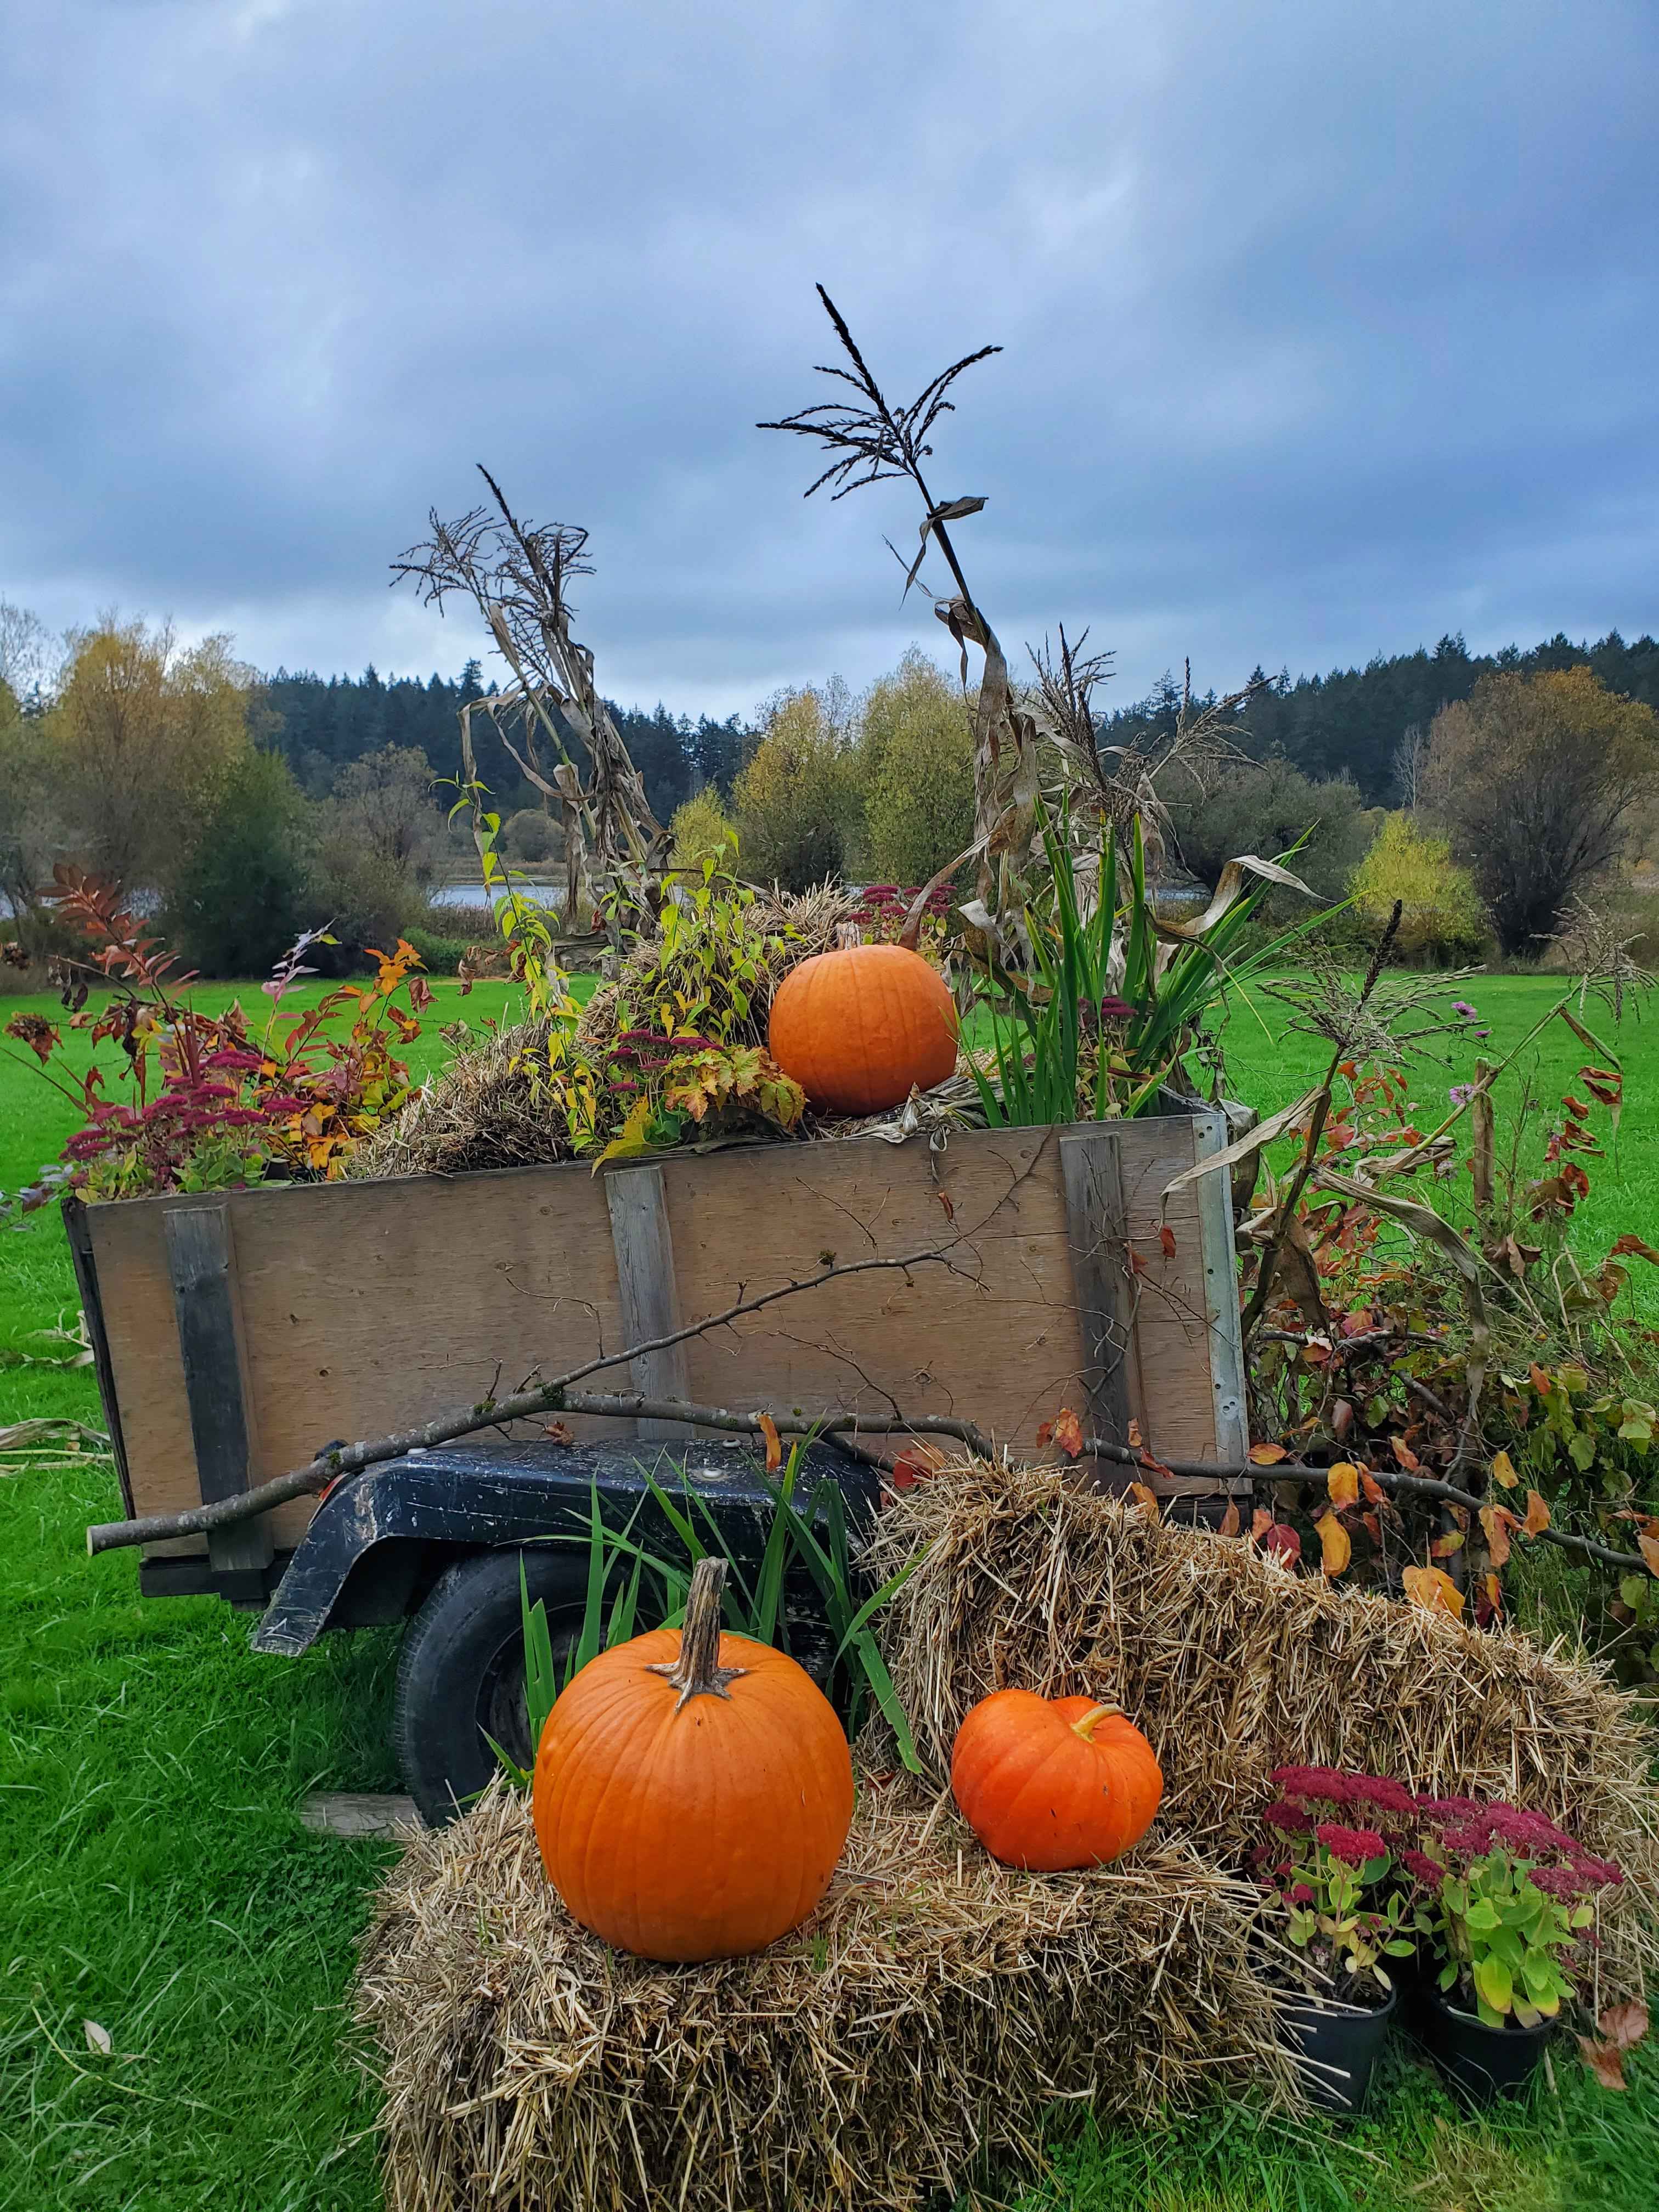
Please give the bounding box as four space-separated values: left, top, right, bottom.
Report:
85 1118 1240 1564
604 1165 692 1440
1059 1127 1133 1489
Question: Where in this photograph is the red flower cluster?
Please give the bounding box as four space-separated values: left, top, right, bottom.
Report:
1315 1822 1388 1867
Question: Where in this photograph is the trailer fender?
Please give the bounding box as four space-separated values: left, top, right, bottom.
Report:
250 1436 876 1658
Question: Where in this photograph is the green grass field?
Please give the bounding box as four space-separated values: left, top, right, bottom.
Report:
2 973 1656 2209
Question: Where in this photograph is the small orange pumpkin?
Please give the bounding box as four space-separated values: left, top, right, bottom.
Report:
950 1689 1163 1871
532 1557 854 1961
768 942 958 1115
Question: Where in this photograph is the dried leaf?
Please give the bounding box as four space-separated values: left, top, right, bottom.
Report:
1402 1564 1465 1618
1522 1489 1552 1537
1480 1504 1515 1568
1158 1223 1177 1260
1578 2035 1632 2091
755 1412 783 1475
1599 1999 1650 2052
1431 1529 1466 1559
1158 1088 1323 1210
82 2020 111 2056
541 1420 575 1447
1639 1534 1659 1580
1126 1481 1161 1517
1610 1234 1659 1264
1218 1502 1241 1538
1041 1407 1084 1459
1490 1448 1520 1489
1393 1437 1422 1472
1250 1508 1274 1542
1152 854 1317 944
1315 1510 1352 1578
1249 1442 1289 1466
1361 1471 1389 1509
935 1188 955 1224
1127 1419 1144 1449
1326 1462 1361 1509
1260 1521 1302 1567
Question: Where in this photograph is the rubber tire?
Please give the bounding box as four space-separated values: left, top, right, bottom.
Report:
393 1548 598 1827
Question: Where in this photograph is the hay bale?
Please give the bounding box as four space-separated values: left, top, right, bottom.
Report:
865 1459 1659 1991
357 1777 1288 2212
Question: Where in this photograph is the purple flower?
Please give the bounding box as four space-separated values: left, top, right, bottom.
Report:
1454 1002 1477 1019
1448 1084 1475 1108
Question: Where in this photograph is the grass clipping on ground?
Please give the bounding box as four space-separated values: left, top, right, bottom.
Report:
355 1462 1658 2212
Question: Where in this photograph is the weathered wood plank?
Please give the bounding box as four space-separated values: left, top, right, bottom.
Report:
1191 1107 1251 1481
1059 1126 1133 1489
163 1203 274 1577
605 1164 693 1440
298 1791 420 1838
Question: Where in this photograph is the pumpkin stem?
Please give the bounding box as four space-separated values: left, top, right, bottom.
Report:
1069 1702 1122 1741
647 1555 749 1711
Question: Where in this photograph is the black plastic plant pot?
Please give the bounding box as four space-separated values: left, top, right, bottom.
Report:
1279 1983 1397 2115
1419 1984 1552 2107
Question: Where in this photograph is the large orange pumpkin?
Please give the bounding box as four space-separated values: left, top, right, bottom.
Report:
950 1689 1163 1871
768 943 958 1115
532 1556 854 1961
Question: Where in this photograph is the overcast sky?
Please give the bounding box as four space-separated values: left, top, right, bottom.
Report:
2 1 1655 719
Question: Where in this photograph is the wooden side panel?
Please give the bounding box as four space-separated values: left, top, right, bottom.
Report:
1059 1127 1133 1488
89 1116 1243 1564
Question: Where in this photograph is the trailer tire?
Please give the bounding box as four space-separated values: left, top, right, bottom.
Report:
393 1547 597 1826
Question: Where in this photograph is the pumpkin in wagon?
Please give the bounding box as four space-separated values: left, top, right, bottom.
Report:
950 1688 1163 1871
532 1556 855 1961
767 940 958 1115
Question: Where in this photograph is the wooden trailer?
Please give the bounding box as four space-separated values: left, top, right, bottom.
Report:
69 1110 1248 1610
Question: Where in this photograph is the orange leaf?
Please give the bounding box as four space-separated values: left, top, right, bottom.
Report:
1315 1510 1352 1578
1529 1363 1553 1395
1361 1510 1382 1544
1490 1448 1520 1489
1393 1437 1421 1472
1480 1504 1516 1568
1430 1530 1465 1559
1483 1570 1503 1615
1218 1502 1241 1538
935 1188 955 1223
1609 1234 1659 1264
1522 1489 1551 1537
1250 1508 1275 1543
1326 1462 1361 1509
755 1412 783 1475
1639 1534 1659 1580
1127 1481 1161 1517
1249 1442 1288 1466
1158 1224 1177 1260
1127 1419 1144 1449
1049 1407 1085 1460
541 1420 574 1447
1402 1564 1465 1618
1361 1471 1389 1509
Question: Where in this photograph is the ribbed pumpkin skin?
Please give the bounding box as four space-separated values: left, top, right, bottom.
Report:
950 1689 1163 1871
532 1624 854 1962
768 944 958 1115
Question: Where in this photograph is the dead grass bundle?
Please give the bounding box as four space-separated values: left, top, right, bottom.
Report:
357 1774 1290 2212
865 1459 1659 1994
348 884 862 1181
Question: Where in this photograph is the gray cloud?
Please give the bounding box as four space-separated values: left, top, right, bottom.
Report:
2 0 1655 719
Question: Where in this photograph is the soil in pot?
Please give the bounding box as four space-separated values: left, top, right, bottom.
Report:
1278 1982 1398 2116
1417 1982 1552 2107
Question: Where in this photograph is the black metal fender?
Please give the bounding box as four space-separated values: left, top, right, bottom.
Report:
250 1436 877 1657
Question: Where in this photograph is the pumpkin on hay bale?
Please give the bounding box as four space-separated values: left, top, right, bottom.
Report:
353 1460 1659 2212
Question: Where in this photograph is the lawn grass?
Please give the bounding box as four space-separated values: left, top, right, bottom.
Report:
2 972 1656 2208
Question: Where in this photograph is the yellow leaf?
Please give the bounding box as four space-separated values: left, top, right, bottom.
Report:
1480 1504 1516 1568
1249 1442 1288 1466
1491 1449 1520 1489
1431 1529 1465 1558
1403 1564 1465 1618
1522 1489 1552 1537
1315 1510 1352 1578
1640 1534 1659 1580
1326 1462 1361 1509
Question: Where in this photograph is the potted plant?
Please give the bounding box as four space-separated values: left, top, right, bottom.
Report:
1401 1797 1624 2106
1254 1767 1419 2114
